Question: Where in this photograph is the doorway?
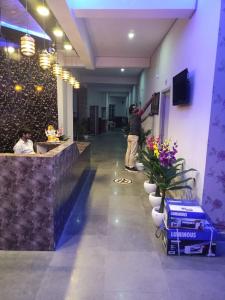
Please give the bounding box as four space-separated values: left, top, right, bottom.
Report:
160 90 170 142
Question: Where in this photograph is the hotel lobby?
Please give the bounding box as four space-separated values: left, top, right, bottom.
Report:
0 0 225 299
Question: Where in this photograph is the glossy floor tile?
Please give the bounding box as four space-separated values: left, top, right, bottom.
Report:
0 131 225 300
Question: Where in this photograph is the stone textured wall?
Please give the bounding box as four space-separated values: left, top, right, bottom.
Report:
0 50 57 152
202 3 225 228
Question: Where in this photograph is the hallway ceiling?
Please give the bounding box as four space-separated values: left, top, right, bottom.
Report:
1 0 197 94
85 18 174 58
45 0 196 91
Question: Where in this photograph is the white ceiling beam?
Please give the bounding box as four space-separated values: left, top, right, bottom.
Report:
96 57 149 69
109 93 128 98
56 51 85 67
88 86 131 93
75 9 195 19
71 0 196 19
46 0 95 69
81 75 138 85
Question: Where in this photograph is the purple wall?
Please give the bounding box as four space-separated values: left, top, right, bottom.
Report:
202 3 225 229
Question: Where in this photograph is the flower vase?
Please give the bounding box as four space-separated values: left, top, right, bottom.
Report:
151 206 164 227
144 181 156 194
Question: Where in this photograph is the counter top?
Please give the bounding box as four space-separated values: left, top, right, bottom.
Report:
0 140 90 158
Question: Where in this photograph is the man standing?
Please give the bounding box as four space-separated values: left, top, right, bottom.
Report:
125 97 153 171
13 127 35 154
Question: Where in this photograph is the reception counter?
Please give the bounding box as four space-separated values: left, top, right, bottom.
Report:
0 141 90 250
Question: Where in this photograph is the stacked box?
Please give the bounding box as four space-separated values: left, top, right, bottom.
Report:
164 199 207 230
163 199 217 256
162 221 217 256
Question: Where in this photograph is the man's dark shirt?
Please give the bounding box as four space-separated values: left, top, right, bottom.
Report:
129 113 141 136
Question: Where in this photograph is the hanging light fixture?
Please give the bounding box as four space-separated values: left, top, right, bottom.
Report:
74 81 80 89
20 1 35 56
62 70 70 81
52 63 62 76
21 34 35 56
39 49 51 69
69 76 76 86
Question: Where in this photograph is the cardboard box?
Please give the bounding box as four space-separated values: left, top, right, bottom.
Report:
162 222 217 256
162 235 216 256
165 199 207 230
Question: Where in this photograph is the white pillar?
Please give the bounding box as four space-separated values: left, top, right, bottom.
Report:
57 77 67 132
57 77 73 140
106 92 109 120
132 85 137 104
66 84 73 141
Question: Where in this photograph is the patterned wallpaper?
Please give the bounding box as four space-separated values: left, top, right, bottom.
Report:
0 50 58 152
202 3 225 229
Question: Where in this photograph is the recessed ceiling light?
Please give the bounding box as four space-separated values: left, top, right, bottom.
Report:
64 43 72 51
121 68 125 72
37 5 50 17
53 28 63 38
128 32 135 39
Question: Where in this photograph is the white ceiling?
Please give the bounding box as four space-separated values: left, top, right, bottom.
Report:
75 68 142 77
85 18 175 58
45 0 196 94
1 0 196 92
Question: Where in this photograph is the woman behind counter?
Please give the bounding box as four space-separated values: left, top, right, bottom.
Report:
13 127 35 154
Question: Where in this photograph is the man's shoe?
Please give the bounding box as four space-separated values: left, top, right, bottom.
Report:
127 167 138 172
125 166 130 171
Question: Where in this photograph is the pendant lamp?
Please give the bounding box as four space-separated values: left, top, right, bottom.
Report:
69 76 76 86
20 1 35 56
62 70 70 81
52 63 62 76
39 50 51 69
74 81 80 89
21 34 35 57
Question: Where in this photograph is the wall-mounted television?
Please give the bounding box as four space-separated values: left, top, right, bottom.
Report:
173 68 190 106
150 92 160 115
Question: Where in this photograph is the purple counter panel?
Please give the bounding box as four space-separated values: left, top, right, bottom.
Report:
0 141 90 250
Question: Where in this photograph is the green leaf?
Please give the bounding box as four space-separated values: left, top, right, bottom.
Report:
167 185 192 191
168 168 197 181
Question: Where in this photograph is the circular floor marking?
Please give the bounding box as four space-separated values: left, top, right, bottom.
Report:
113 178 132 184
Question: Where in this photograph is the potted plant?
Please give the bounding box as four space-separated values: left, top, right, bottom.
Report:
140 136 159 194
135 129 151 171
77 118 89 140
149 139 196 227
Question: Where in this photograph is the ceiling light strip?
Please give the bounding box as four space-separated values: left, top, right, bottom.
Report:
0 21 51 40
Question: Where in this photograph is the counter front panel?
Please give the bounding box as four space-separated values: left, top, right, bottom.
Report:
0 141 90 250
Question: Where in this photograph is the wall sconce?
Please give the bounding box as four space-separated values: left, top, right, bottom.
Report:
14 84 23 92
35 85 44 92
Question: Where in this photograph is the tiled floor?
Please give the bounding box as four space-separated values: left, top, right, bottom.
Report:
0 131 225 300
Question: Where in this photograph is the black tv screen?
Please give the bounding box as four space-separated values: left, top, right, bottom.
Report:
173 68 189 106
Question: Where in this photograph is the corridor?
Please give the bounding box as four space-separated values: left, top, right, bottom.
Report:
0 131 225 300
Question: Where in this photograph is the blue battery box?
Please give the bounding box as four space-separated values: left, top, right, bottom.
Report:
165 199 207 230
